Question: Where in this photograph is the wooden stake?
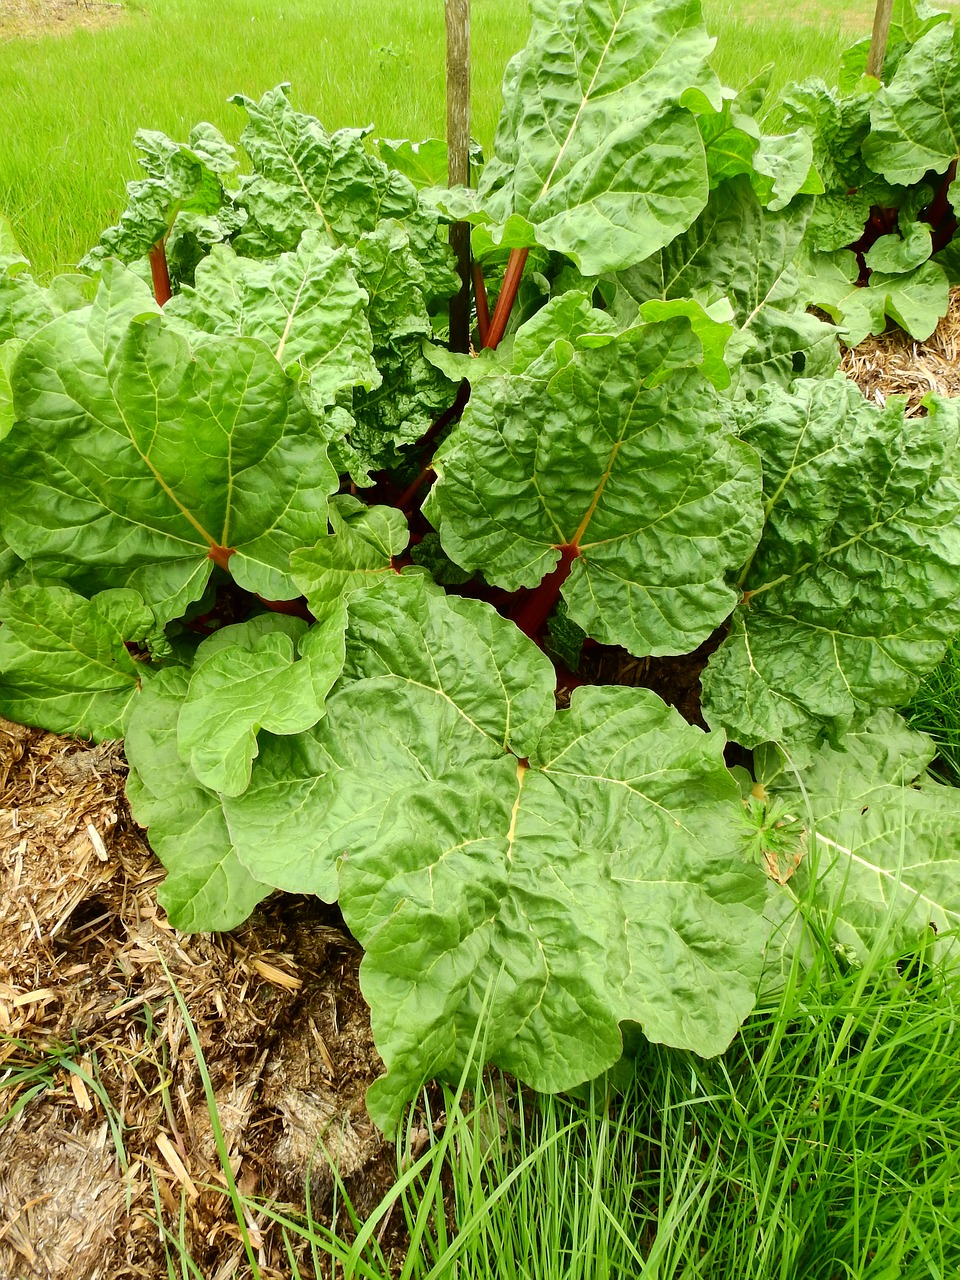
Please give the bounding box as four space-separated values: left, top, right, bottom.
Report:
866 0 895 80
446 0 471 353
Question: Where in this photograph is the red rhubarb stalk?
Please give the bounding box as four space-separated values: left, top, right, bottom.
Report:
149 240 172 307
207 544 235 572
511 543 580 641
398 379 472 512
472 260 491 346
924 160 959 253
484 248 529 350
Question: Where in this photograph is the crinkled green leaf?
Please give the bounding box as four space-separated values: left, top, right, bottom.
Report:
224 574 556 899
873 260 950 340
0 583 153 739
801 247 949 343
177 611 347 798
863 21 960 186
444 0 721 274
339 335 457 483
510 288 619 367
83 124 238 268
781 78 875 194
702 378 960 748
0 339 18 441
351 219 457 343
634 297 734 391
347 682 765 1131
0 257 95 345
124 667 273 931
751 132 822 210
757 711 960 968
864 221 933 273
0 262 337 623
220 578 765 1129
290 497 410 619
230 86 421 252
0 270 59 344
425 303 762 658
797 249 885 346
609 177 839 398
804 191 877 256
164 204 249 289
164 233 380 406
374 138 450 189
700 96 818 211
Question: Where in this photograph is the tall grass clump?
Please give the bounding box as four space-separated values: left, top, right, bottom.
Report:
906 639 960 784
214 926 960 1278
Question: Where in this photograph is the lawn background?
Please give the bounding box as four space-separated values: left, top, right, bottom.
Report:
0 0 940 277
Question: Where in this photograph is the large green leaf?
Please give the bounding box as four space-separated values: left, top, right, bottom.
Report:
757 711 960 969
164 232 380 407
176 611 346 798
444 0 722 274
702 378 960 748
223 574 555 899
124 667 274 931
863 20 960 186
799 246 950 344
350 681 765 1131
290 497 410 620
424 298 762 657
0 583 154 739
230 87 421 253
609 177 840 398
83 124 238 269
222 578 766 1129
0 263 337 623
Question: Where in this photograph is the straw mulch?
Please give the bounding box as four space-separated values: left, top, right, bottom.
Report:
0 719 404 1279
840 286 960 412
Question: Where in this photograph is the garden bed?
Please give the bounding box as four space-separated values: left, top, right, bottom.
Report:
1 293 958 1279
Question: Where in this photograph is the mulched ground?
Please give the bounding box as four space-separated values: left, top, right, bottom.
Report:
1 291 959 1279
0 721 410 1278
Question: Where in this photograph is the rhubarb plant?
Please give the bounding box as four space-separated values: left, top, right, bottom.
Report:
2 0 960 1131
780 0 960 343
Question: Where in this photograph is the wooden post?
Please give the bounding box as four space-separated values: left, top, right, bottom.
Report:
446 0 471 353
866 0 895 80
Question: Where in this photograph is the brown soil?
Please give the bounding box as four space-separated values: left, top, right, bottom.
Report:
0 0 126 41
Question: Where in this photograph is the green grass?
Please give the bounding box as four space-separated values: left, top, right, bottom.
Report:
907 639 960 784
0 0 887 278
154 915 960 1279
